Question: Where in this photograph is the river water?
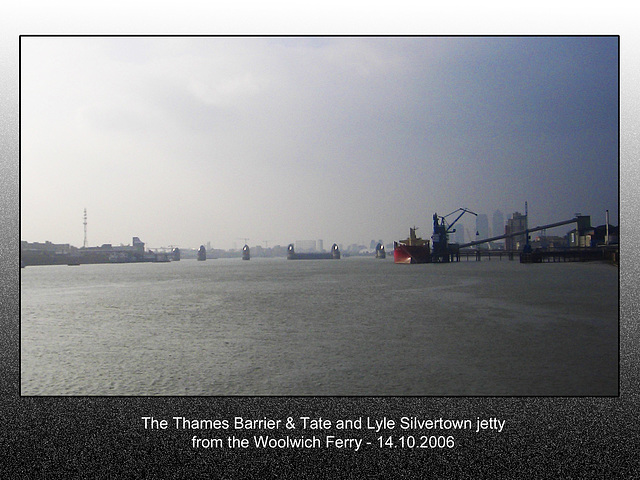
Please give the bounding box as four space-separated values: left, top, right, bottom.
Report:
20 257 618 396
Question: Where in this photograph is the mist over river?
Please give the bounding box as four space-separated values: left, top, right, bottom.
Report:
21 257 618 396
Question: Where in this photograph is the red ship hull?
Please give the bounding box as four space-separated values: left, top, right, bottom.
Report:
393 242 431 264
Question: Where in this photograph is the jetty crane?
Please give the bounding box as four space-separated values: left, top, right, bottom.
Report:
431 208 477 262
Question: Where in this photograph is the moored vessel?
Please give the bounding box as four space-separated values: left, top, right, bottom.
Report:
394 227 431 264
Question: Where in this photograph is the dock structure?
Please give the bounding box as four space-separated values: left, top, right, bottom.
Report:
457 247 618 264
458 249 517 261
454 214 618 265
458 217 583 251
455 216 586 261
520 246 618 264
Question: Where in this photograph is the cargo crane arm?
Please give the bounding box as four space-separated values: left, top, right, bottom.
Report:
441 208 477 233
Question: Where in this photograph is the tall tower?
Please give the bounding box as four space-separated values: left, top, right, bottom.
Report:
83 208 88 248
492 209 504 238
475 214 489 240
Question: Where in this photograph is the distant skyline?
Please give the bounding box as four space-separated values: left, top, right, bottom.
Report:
20 36 618 250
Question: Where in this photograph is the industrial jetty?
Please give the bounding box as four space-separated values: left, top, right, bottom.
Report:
394 208 476 264
394 207 619 265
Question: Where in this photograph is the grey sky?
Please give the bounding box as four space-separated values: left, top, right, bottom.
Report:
20 36 618 250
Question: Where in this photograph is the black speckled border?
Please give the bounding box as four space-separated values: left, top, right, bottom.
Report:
4 30 637 476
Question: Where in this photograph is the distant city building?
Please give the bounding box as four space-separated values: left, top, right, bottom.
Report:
21 240 75 253
505 212 528 251
21 237 150 266
317 239 324 252
492 210 504 239
295 240 317 253
476 214 489 240
132 237 145 251
454 223 465 244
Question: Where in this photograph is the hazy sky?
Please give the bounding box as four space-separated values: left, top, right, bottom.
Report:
20 36 618 250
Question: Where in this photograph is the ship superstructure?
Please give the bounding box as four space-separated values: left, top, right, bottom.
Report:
393 227 430 264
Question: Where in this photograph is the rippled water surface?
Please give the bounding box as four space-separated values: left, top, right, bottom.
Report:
21 257 618 396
